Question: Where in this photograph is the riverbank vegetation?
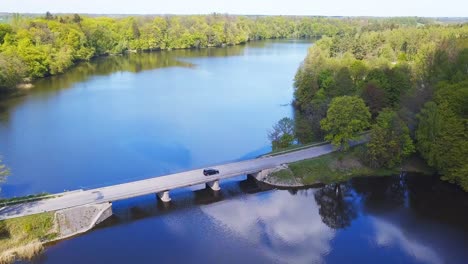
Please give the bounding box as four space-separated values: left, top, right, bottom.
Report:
0 212 56 263
269 146 397 186
0 193 51 207
270 22 467 190
0 13 438 96
0 157 9 193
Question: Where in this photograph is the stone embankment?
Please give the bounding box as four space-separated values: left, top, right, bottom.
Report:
53 203 112 240
250 165 305 188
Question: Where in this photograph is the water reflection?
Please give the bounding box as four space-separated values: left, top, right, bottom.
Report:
351 174 468 264
371 217 443 264
0 40 280 122
314 184 358 229
30 174 468 264
202 189 335 264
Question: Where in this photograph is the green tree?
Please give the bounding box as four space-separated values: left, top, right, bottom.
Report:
416 90 468 191
0 157 9 192
268 117 295 150
321 96 371 150
45 11 54 20
386 65 412 107
0 24 12 44
328 67 354 97
0 53 27 91
293 65 317 110
367 109 414 168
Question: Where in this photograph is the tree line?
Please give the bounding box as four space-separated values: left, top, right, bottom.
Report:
0 13 437 94
271 23 467 190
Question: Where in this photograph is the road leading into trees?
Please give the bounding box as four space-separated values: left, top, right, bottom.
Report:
0 141 362 220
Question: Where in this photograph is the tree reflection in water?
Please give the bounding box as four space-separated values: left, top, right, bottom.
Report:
314 183 358 229
351 174 408 213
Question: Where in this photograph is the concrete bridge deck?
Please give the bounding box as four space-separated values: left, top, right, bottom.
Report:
0 143 341 220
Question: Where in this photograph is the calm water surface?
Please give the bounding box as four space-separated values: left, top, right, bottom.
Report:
0 40 466 263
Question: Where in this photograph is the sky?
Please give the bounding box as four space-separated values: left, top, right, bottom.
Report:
1 0 467 17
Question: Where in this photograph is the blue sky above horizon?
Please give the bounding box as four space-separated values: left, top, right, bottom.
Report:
1 0 467 17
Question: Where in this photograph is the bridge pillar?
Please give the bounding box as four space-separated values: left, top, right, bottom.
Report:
206 180 220 191
157 191 171 202
247 172 260 181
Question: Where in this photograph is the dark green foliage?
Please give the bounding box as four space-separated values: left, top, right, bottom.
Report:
416 80 468 191
268 117 295 150
314 184 357 229
367 109 415 168
293 66 317 110
365 69 390 92
295 101 329 143
72 14 82 24
385 65 412 106
328 67 354 97
0 220 8 239
361 83 387 118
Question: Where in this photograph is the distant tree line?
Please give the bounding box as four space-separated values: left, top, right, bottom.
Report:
288 23 467 190
0 13 437 93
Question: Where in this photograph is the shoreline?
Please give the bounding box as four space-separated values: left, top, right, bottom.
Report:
253 152 434 189
0 203 112 263
0 37 315 102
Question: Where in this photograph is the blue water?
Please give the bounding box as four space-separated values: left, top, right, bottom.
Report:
0 40 308 197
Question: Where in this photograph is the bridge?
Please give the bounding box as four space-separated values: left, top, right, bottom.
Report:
0 142 345 220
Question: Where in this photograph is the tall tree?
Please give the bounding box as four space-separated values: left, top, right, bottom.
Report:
367 109 415 168
268 117 295 150
416 100 468 191
320 96 371 150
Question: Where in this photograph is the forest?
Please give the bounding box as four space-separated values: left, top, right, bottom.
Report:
290 23 468 190
1 13 433 94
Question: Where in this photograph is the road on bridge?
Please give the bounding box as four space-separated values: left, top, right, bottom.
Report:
0 142 346 220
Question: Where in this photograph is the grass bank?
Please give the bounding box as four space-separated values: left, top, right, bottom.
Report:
268 146 397 186
0 213 57 263
0 193 52 207
263 141 330 157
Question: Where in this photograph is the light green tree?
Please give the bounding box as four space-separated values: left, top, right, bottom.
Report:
0 53 27 91
321 96 371 150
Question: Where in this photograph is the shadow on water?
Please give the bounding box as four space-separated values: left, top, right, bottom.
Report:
351 173 468 233
47 173 468 244
313 183 359 230
46 176 273 242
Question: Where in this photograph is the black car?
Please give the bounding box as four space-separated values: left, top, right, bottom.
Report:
203 168 219 176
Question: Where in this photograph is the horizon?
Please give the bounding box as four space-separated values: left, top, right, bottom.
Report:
1 0 467 18
1 12 467 20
